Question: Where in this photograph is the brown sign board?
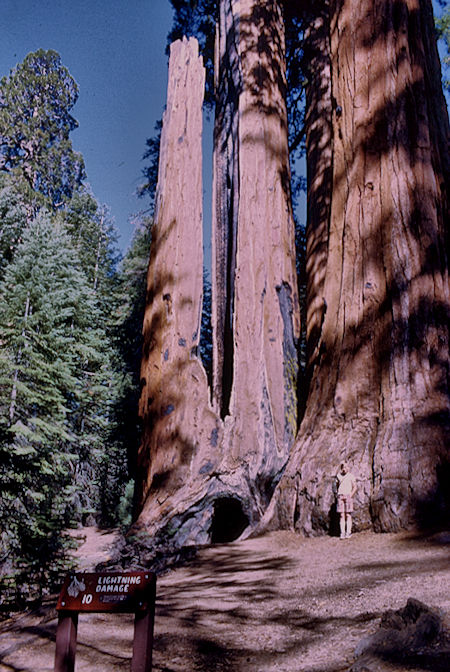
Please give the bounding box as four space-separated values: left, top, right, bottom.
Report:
56 571 155 614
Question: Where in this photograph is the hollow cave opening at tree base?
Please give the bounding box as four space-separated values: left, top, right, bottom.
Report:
210 497 250 543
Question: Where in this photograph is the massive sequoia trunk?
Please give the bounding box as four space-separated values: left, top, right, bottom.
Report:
136 0 300 543
212 0 301 512
264 0 450 534
136 0 449 545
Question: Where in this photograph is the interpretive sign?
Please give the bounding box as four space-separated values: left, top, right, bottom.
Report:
56 571 154 613
54 571 156 672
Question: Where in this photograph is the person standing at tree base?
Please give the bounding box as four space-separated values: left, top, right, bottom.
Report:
336 462 357 539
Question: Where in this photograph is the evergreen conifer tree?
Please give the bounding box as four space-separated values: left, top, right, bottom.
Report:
0 212 112 604
0 49 134 606
0 49 85 208
109 216 152 518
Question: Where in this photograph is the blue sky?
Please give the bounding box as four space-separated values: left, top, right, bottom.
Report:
2 2 447 254
1 0 174 251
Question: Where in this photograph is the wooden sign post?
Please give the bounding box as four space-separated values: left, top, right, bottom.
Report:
54 571 156 672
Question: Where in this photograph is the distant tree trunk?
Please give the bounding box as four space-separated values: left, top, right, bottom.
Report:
92 210 105 292
264 0 450 534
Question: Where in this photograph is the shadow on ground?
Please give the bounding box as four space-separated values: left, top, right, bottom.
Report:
1 531 449 671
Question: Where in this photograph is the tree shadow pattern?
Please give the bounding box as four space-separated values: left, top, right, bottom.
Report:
273 0 450 533
138 0 449 540
2 532 449 671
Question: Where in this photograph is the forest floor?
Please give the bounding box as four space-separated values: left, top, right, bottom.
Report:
0 526 449 671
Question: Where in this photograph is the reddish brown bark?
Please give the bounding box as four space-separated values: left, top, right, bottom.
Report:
212 0 301 513
136 2 301 543
136 38 222 543
136 0 449 545
265 0 450 534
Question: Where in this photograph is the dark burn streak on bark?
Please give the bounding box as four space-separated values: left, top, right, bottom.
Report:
212 0 242 418
276 281 299 446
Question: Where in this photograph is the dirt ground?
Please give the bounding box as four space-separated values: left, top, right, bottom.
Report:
0 527 449 672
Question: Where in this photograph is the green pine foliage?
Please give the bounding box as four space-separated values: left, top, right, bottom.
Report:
0 50 137 609
0 213 107 604
65 190 120 298
110 217 152 503
0 49 85 208
115 217 151 377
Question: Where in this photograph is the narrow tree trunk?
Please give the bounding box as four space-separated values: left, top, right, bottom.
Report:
265 0 450 534
93 211 104 292
136 38 222 543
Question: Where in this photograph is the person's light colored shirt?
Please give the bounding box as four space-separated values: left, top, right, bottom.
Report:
337 471 356 496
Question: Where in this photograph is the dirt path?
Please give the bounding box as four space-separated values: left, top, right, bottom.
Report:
0 529 449 671
68 526 120 571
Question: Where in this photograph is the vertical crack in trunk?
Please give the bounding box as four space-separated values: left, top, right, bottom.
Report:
276 282 300 443
212 0 242 418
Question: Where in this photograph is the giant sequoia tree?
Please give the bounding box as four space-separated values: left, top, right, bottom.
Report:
136 3 300 543
135 0 449 543
0 50 85 208
265 0 450 534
